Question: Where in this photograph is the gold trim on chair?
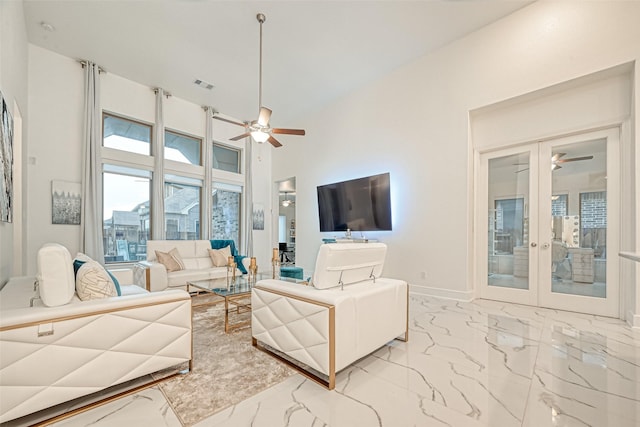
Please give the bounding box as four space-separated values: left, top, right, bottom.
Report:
252 285 337 389
1 296 194 424
30 369 189 426
0 296 191 332
251 283 409 390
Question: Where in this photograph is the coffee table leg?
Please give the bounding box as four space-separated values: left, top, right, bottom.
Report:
224 296 229 333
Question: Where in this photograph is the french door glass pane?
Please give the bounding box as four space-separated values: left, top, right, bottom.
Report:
488 153 530 290
550 139 606 297
164 182 200 240
103 171 150 263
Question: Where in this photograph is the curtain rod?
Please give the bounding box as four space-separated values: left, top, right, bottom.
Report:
77 60 106 74
153 88 172 98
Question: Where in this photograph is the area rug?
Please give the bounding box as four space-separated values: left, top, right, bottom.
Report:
155 297 295 426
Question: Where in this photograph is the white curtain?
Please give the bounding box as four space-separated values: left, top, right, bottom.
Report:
202 107 213 239
151 88 166 239
80 62 104 261
244 138 254 257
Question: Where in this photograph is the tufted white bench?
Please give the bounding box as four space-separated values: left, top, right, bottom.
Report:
251 243 408 389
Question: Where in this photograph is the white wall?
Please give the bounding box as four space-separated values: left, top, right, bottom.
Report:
26 46 83 273
25 45 273 275
0 0 28 285
273 1 640 302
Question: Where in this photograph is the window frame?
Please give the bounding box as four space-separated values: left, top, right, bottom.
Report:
100 112 247 265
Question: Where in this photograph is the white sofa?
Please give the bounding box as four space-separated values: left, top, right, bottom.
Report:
0 244 192 423
135 239 250 292
251 242 408 390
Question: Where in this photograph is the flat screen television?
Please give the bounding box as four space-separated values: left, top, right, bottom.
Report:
317 172 392 232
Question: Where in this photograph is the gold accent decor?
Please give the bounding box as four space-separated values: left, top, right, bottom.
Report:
272 259 280 279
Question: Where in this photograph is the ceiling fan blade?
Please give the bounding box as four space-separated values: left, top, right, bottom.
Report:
257 107 272 127
268 135 283 148
272 128 306 136
230 132 251 141
556 155 594 163
212 115 246 127
552 153 567 161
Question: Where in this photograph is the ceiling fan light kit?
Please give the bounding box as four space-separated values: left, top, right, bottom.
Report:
212 13 306 148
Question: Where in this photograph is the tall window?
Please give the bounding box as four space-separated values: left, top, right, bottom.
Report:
164 175 202 240
552 194 568 217
103 113 151 155
212 182 242 244
213 143 240 173
165 130 201 165
101 112 246 264
580 191 607 257
102 165 151 262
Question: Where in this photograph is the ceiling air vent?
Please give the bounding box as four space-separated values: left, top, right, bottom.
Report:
194 79 214 90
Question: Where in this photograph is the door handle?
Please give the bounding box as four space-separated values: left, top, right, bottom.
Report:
530 242 537 247
542 243 550 249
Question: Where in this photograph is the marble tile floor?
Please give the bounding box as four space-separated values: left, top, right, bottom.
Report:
48 294 640 427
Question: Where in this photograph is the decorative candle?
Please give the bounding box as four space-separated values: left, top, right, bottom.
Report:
272 248 279 262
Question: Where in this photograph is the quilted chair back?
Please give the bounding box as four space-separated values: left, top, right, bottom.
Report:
312 242 387 289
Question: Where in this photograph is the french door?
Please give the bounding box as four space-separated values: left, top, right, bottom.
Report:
478 129 620 317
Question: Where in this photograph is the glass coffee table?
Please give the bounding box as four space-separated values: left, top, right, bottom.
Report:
188 273 268 333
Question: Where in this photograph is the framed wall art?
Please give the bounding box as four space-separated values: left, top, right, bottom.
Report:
0 91 13 223
52 180 81 225
252 203 265 230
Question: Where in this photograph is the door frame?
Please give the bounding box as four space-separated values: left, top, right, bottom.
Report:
477 143 540 307
475 128 621 318
537 129 620 317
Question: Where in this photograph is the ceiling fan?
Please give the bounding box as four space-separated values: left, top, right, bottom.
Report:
212 13 305 148
281 192 295 207
515 152 594 173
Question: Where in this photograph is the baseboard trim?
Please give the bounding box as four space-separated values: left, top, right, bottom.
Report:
626 310 640 329
409 284 474 302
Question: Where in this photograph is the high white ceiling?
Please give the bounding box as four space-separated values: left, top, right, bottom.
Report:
23 0 532 124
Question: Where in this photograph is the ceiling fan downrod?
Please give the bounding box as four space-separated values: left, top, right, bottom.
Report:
257 13 265 111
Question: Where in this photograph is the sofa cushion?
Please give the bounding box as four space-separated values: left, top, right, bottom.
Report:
75 261 118 301
182 256 214 270
36 243 76 307
167 267 229 287
155 249 184 272
119 284 149 296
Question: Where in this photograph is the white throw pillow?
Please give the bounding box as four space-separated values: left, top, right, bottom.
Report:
37 243 76 307
76 261 118 301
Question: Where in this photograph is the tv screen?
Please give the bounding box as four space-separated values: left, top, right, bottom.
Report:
317 172 392 232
